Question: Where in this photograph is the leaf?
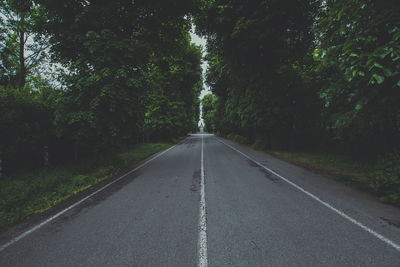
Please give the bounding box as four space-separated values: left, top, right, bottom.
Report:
374 62 383 69
337 9 344 21
372 74 385 84
397 80 400 87
393 32 400 41
382 68 393 77
389 26 399 34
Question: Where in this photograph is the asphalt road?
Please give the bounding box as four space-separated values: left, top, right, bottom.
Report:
1 134 400 266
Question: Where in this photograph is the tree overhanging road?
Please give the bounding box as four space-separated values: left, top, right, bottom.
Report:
1 134 400 266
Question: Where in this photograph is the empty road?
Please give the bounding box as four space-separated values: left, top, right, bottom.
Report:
1 134 400 266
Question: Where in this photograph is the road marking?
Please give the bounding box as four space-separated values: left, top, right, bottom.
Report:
198 134 208 267
0 143 179 252
217 137 400 253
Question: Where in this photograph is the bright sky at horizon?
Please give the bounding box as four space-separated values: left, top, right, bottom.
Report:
190 25 212 100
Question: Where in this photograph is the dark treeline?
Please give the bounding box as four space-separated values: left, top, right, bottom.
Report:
197 0 400 155
0 0 202 174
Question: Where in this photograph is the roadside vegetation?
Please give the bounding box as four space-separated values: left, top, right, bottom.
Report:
0 142 171 232
0 1 201 230
198 0 400 205
1 0 201 175
221 133 400 206
268 150 400 205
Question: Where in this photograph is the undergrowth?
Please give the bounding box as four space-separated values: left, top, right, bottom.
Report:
0 142 171 232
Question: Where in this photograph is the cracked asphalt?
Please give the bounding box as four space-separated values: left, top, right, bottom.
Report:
1 134 400 266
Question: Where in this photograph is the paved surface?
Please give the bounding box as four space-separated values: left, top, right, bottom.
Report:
1 134 400 266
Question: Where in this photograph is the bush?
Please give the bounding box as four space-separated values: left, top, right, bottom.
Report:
225 133 249 145
0 86 56 173
371 151 400 205
252 139 269 150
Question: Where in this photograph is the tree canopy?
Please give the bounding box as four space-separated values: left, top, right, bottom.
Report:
195 0 400 154
1 0 203 172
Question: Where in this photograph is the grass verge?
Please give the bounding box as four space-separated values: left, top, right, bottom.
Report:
222 133 400 205
222 134 375 192
0 142 171 232
268 150 374 191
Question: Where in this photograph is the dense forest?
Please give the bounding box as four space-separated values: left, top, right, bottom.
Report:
198 0 400 202
1 0 400 203
0 0 202 174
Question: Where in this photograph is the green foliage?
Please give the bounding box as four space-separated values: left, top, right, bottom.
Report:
143 42 202 140
0 0 50 88
225 133 249 145
269 149 374 190
196 0 400 154
195 0 400 203
314 0 400 152
371 151 400 205
201 94 217 132
195 0 321 148
38 0 202 150
0 85 55 171
252 139 269 151
119 143 171 165
1 1 202 174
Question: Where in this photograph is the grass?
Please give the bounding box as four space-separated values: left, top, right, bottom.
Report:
223 132 400 205
0 142 171 232
222 133 376 193
224 133 250 145
268 150 374 191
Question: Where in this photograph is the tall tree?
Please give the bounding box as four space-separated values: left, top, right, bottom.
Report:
0 0 49 88
201 93 217 132
38 0 202 152
195 0 320 148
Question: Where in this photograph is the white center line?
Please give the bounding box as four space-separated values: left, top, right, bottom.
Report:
198 134 208 267
217 137 400 253
0 143 178 252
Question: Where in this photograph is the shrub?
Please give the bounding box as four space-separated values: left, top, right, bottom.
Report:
252 139 269 151
225 133 249 144
0 86 55 173
371 151 400 205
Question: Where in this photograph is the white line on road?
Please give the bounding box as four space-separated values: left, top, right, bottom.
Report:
0 143 179 252
217 137 400 253
198 134 208 267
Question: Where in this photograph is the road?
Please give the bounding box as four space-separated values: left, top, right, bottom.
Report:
1 134 400 266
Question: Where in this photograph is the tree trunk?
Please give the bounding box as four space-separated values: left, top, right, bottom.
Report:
18 17 26 88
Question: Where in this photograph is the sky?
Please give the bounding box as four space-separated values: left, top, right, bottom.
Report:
189 25 212 127
189 25 211 100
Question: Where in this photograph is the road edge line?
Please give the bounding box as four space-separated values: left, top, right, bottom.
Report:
216 137 400 253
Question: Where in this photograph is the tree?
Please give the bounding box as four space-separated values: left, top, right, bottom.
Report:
0 0 50 88
195 0 320 148
37 0 202 152
314 0 400 153
201 94 217 132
